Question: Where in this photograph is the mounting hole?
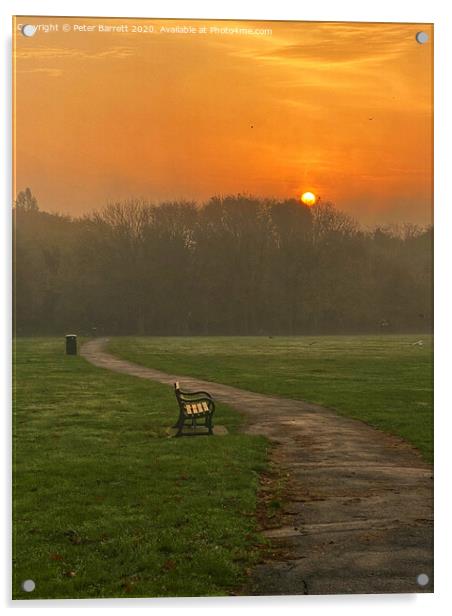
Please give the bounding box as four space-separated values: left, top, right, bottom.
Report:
417 573 429 587
22 24 37 37
416 31 429 44
21 579 36 592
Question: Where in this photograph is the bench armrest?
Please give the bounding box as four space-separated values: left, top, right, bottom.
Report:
183 396 214 405
180 390 213 400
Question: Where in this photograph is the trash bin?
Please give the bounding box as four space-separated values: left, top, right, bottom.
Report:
65 334 77 355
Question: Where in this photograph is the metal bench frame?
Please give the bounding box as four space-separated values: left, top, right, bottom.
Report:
173 381 215 437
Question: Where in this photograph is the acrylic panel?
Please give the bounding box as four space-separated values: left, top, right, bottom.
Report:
12 16 433 599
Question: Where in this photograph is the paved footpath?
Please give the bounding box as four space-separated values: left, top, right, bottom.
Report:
81 338 433 595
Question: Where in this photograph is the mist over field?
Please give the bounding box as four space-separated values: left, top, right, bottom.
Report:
13 191 432 336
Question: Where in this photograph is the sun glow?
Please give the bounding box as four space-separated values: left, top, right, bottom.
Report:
301 192 317 206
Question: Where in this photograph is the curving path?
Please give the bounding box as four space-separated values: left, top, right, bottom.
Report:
81 338 433 595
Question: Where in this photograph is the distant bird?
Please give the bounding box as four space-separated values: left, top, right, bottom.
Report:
308 341 317 346
368 117 374 121
250 125 254 129
412 340 424 346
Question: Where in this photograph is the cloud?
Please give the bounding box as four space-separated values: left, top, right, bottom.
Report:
14 45 135 61
14 45 137 77
17 67 63 77
230 22 424 71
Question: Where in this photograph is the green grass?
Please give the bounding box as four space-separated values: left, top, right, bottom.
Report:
109 335 433 462
13 338 268 599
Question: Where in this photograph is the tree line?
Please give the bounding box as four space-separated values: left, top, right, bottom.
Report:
13 190 433 336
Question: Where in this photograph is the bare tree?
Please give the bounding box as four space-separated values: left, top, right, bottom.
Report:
15 188 39 212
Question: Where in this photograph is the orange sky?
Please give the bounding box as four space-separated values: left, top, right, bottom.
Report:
13 17 433 225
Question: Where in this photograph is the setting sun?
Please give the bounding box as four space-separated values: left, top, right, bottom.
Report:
301 192 317 206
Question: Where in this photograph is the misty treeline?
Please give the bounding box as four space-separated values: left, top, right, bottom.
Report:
13 191 432 336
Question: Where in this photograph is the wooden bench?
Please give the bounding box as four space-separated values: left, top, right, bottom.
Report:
173 381 215 436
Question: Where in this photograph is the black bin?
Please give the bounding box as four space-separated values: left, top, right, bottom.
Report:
65 334 77 355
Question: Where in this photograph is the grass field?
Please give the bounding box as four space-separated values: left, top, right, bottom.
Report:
13 339 268 599
109 335 433 462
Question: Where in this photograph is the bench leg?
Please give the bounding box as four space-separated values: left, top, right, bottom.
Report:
172 411 183 429
174 415 186 437
174 413 213 436
207 413 213 435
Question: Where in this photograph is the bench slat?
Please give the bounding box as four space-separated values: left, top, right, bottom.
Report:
183 402 209 415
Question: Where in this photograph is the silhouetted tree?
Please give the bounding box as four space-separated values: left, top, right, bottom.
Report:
12 192 433 336
15 188 38 212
